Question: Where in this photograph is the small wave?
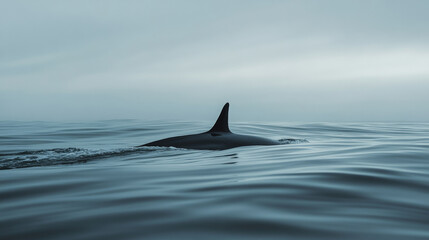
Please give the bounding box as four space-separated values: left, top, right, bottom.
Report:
0 147 83 157
278 138 309 144
138 146 187 151
0 147 155 170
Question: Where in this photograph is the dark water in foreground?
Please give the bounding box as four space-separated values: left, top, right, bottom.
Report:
1 120 429 240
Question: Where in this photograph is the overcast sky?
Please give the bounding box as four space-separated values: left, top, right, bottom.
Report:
1 0 429 122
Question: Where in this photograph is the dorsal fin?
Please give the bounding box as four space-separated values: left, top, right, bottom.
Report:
208 102 231 133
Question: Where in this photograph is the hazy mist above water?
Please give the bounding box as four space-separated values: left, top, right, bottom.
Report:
1 0 429 121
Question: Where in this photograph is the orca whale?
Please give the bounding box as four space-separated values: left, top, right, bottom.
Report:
139 103 281 150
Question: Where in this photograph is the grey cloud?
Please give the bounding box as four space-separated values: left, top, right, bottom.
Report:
1 0 429 121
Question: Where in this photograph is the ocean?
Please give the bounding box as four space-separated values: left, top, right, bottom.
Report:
1 120 429 240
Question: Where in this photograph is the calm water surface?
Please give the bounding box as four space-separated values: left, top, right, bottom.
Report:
1 120 429 240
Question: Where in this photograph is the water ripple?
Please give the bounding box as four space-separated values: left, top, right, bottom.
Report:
1 121 429 240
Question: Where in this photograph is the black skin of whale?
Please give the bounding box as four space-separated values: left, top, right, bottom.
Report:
139 103 280 150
